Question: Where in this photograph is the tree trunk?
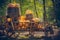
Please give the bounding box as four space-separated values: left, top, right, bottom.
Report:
34 0 38 18
43 0 46 23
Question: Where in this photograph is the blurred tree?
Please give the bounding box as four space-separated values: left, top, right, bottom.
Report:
52 0 60 27
34 0 38 18
43 0 46 22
